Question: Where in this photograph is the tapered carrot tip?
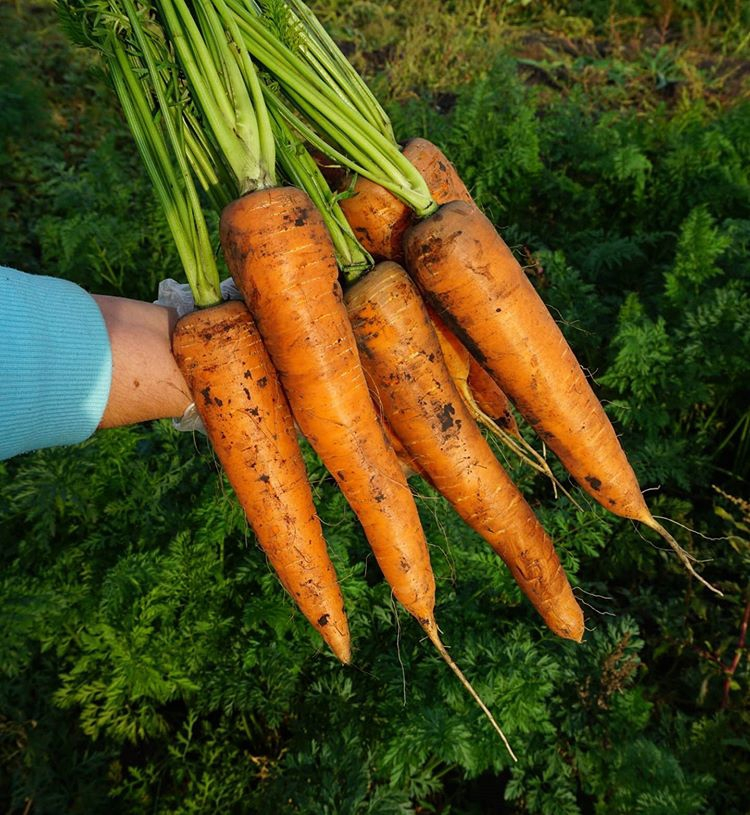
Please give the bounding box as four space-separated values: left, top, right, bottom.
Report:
315 613 350 664
327 630 351 665
422 620 518 762
553 605 585 643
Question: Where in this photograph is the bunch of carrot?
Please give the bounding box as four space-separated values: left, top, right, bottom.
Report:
59 0 720 758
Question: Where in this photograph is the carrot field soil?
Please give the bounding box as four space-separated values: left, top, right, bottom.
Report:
1 1 749 813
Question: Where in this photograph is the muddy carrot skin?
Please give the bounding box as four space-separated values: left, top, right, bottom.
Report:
172 300 350 662
402 137 473 207
404 201 652 521
338 172 413 262
345 262 585 641
220 186 436 628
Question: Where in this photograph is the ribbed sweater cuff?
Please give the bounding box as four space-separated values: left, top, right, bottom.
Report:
0 266 112 459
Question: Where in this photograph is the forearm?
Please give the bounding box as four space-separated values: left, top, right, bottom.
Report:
1 267 111 459
93 295 191 428
1 266 194 460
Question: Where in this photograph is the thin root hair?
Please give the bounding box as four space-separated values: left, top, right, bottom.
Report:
425 626 518 762
651 515 731 543
573 586 614 601
637 518 724 596
633 521 714 564
390 591 408 706
641 483 663 494
576 597 617 618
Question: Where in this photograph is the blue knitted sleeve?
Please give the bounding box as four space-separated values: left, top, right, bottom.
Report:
0 266 112 460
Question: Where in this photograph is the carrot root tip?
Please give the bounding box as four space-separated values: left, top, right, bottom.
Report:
422 624 518 762
644 517 724 597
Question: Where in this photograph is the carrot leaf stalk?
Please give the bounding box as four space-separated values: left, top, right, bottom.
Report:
267 0 395 141
156 0 276 195
58 0 223 305
112 54 220 306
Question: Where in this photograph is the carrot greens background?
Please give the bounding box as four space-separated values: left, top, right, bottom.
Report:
1 1 749 812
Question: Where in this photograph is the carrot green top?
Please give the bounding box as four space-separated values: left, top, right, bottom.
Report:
223 0 437 219
61 0 376 285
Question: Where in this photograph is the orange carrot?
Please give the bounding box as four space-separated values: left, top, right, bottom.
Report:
219 186 436 627
339 137 473 262
425 306 472 380
403 200 720 594
346 261 585 642
332 137 521 440
428 308 520 439
338 171 414 263
402 137 473 207
171 300 351 662
467 356 520 437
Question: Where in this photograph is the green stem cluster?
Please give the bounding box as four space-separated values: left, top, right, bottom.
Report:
225 0 437 218
284 0 394 141
155 0 276 196
62 0 433 288
104 0 222 307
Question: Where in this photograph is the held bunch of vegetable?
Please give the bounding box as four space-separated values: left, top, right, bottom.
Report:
58 0 722 760
60 0 592 758
239 0 720 596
